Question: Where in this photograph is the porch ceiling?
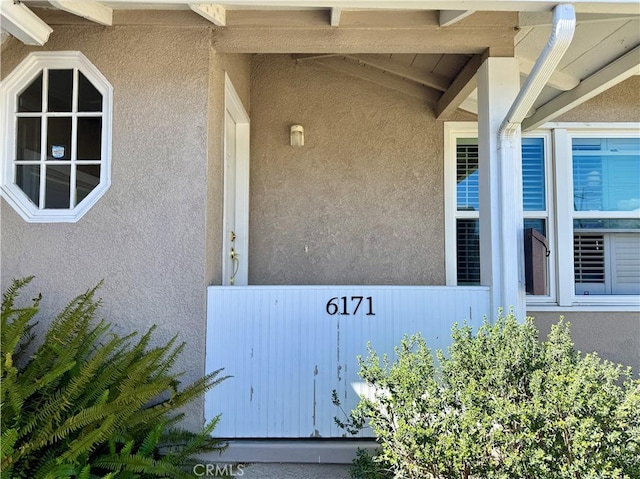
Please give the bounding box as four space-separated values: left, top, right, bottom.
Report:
3 1 639 124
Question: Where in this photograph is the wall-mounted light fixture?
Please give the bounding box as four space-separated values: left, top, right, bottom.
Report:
290 125 304 147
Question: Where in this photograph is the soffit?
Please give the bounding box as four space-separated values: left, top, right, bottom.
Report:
4 1 640 122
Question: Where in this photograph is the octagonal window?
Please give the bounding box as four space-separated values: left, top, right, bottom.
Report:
1 52 112 223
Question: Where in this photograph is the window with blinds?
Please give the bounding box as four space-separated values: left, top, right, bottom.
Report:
454 137 549 292
572 137 640 296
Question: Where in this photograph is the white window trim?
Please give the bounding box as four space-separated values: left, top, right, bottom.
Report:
0 51 113 223
551 123 640 309
444 121 640 311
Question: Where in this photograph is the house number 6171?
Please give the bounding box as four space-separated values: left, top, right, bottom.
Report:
326 296 375 316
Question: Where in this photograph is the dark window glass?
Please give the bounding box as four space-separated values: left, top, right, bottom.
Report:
77 118 102 160
78 72 102 112
524 218 546 237
16 165 41 206
47 69 73 112
46 117 72 160
18 73 43 112
44 165 71 208
457 219 480 285
76 165 100 204
16 118 41 161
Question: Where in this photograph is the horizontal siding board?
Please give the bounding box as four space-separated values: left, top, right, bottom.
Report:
206 286 490 438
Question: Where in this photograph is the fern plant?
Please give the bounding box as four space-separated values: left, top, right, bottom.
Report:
1 277 229 478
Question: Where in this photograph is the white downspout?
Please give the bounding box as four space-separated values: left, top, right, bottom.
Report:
497 4 575 320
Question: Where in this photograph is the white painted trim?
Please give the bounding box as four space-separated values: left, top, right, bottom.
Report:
330 7 342 26
202 439 377 464
439 10 475 27
523 46 640 131
0 52 112 223
517 56 579 91
444 122 478 286
540 122 640 131
189 3 226 26
529 303 640 313
223 73 250 285
101 0 640 15
0 1 53 46
48 0 113 26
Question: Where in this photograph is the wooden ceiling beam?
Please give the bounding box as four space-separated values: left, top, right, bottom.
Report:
436 53 486 119
522 45 640 130
314 56 438 104
48 0 112 26
212 26 515 54
346 54 450 91
102 0 640 16
518 56 579 90
0 1 53 45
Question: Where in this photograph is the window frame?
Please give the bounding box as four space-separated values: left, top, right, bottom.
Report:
0 51 112 223
445 121 640 310
551 124 640 308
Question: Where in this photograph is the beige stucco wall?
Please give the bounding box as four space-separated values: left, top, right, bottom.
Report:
0 25 213 429
248 54 474 285
554 75 640 122
531 311 639 376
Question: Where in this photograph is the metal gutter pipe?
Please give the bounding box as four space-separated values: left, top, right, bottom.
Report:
497 4 575 319
501 4 576 137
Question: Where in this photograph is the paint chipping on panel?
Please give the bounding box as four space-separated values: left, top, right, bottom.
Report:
310 429 322 438
312 365 318 426
250 385 254 402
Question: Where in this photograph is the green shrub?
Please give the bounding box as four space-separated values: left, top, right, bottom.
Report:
1 277 229 478
340 312 640 479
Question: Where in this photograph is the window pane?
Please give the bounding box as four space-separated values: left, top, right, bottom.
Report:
77 118 102 160
76 165 100 205
522 137 545 211
16 165 40 206
16 118 41 161
47 117 72 160
574 226 640 296
573 137 640 212
456 139 479 211
47 69 73 112
44 165 71 209
18 72 43 112
78 72 102 112
524 218 546 237
457 219 480 285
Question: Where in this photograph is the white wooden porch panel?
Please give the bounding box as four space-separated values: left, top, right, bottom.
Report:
205 285 490 438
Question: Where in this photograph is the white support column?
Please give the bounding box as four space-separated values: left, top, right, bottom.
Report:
477 57 523 319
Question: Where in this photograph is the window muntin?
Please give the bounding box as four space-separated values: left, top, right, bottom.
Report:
1 52 112 223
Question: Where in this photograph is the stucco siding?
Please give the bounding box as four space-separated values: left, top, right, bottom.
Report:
1 25 212 429
554 75 640 122
531 311 639 375
248 54 468 285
